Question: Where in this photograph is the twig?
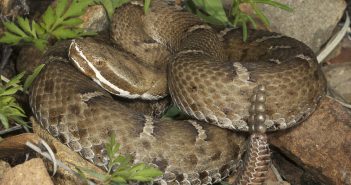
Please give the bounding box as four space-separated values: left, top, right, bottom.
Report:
316 11 351 109
317 12 350 63
270 163 284 182
25 140 96 185
0 125 22 135
39 139 58 176
0 74 10 83
0 46 13 78
20 122 30 133
0 122 31 135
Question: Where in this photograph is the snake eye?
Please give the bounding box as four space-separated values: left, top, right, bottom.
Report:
94 60 105 67
91 55 106 67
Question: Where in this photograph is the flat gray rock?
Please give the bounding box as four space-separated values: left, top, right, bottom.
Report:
260 0 346 52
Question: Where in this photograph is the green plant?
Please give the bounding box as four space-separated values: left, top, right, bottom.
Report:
186 0 292 41
0 64 45 129
144 0 152 13
96 0 152 19
76 134 162 184
0 0 96 51
94 0 130 19
0 0 156 51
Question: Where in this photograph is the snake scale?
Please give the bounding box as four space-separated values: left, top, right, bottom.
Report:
29 0 326 184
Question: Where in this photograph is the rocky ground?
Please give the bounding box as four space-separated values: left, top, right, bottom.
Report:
0 0 350 185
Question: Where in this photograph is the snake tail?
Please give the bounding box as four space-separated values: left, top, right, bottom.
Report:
235 133 270 185
234 85 271 185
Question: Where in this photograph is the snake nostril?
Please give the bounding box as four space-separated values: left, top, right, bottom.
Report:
95 60 104 66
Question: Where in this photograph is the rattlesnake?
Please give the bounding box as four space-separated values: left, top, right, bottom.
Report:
29 0 326 184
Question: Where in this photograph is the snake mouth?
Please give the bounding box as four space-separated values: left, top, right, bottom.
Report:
69 39 162 100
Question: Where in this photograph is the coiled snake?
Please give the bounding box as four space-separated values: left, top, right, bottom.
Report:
29 0 326 184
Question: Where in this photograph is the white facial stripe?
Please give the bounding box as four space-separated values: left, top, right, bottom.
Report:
73 43 138 98
69 40 86 73
70 41 162 100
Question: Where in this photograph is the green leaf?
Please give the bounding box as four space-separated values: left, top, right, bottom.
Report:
106 134 118 155
245 15 257 29
144 0 151 13
230 0 240 17
0 96 15 105
74 133 163 184
110 176 127 183
17 17 34 37
10 116 28 127
51 27 79 39
129 163 145 173
101 0 114 19
96 0 129 19
8 104 25 114
32 20 46 36
113 170 131 178
75 167 107 181
5 106 26 117
23 64 45 92
5 72 25 88
56 0 69 17
242 21 248 42
250 3 270 27
33 39 48 51
61 18 83 26
75 29 97 37
0 113 9 129
252 0 293 11
3 21 27 37
42 6 56 31
0 32 23 44
129 176 152 182
0 86 22 96
5 73 24 88
189 0 230 25
163 105 181 118
133 167 163 178
63 0 93 19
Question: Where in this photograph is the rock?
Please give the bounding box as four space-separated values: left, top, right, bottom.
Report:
259 0 346 52
271 149 323 185
0 158 54 185
325 36 351 64
323 62 351 105
31 117 106 185
269 97 351 185
0 133 41 158
79 5 109 33
264 163 291 185
323 36 351 105
0 160 11 182
0 0 29 20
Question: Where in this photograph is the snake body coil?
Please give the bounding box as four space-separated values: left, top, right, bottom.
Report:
29 0 326 184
